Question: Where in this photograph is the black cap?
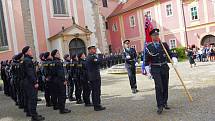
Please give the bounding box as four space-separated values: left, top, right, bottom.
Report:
43 52 50 59
71 54 77 60
123 40 130 44
64 54 70 60
87 46 96 50
51 49 58 57
149 28 159 36
15 53 23 60
22 46 30 54
39 53 44 60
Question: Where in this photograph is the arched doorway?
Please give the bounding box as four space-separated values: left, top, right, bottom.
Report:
69 38 86 56
201 35 215 46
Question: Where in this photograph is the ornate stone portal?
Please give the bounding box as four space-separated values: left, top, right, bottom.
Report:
48 23 92 58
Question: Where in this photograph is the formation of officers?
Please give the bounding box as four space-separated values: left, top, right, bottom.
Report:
1 45 122 121
0 28 172 119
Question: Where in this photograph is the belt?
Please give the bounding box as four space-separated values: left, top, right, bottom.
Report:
151 62 167 66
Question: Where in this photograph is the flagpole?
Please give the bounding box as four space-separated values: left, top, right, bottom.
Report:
160 42 193 102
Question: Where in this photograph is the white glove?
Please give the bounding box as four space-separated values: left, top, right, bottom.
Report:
126 55 131 59
145 66 151 77
135 62 138 66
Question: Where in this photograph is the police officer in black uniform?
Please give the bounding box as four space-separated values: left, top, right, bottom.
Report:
51 49 71 114
123 40 138 94
78 53 92 106
22 46 45 121
63 54 76 102
86 46 106 111
43 52 54 107
144 29 171 114
71 54 83 104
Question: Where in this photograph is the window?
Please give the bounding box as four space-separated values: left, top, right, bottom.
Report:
102 0 108 7
105 22 108 30
169 39 176 49
52 0 68 16
145 11 152 21
0 0 8 50
166 4 173 16
129 16 136 27
190 6 198 20
112 23 118 32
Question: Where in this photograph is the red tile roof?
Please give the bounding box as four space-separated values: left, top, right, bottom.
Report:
108 0 154 18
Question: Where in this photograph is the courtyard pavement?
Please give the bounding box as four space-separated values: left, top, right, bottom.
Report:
0 61 215 121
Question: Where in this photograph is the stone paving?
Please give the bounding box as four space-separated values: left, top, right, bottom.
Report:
0 62 215 121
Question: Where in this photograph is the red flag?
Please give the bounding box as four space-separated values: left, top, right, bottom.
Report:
145 15 154 43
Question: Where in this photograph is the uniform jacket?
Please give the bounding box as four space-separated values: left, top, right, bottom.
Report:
123 48 137 65
86 54 101 81
23 55 37 86
145 42 171 73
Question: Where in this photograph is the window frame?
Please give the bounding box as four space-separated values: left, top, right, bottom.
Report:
0 0 8 50
112 23 118 32
129 15 136 28
51 0 69 17
144 10 152 22
166 3 173 17
190 6 199 21
169 39 177 49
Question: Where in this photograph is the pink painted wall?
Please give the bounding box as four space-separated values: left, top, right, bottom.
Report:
12 0 25 51
164 33 181 47
183 1 205 27
46 0 74 36
207 1 215 23
122 10 140 39
130 40 141 52
160 0 180 31
33 0 47 52
107 16 122 52
77 0 85 27
187 28 205 47
99 0 119 18
142 3 157 27
210 26 215 32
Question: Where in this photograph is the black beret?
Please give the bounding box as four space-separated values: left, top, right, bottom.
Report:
51 49 58 57
63 54 70 60
43 52 50 59
123 40 130 44
22 46 30 54
15 53 23 60
149 28 160 36
87 46 96 50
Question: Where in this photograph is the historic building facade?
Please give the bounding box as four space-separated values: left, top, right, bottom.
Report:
107 0 215 53
0 0 119 60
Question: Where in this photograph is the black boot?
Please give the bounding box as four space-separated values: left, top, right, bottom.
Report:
31 115 45 121
94 105 106 111
164 104 170 110
59 109 71 114
157 106 163 115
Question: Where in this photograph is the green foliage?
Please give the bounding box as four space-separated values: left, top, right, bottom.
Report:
171 47 187 61
0 46 8 51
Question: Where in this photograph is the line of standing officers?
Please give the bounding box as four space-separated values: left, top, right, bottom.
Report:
0 45 106 121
